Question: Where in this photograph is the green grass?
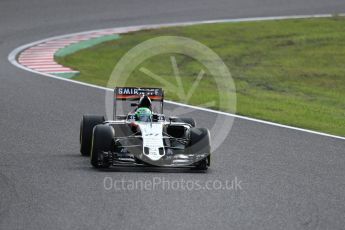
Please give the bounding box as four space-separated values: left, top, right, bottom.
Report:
56 16 345 136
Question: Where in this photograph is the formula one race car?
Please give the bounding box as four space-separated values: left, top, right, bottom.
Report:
79 87 211 170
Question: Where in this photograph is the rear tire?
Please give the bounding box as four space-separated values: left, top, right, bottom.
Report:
188 127 211 170
80 115 105 156
90 125 115 168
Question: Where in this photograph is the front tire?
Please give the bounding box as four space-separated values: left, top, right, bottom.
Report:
188 127 211 170
80 115 105 156
90 125 115 168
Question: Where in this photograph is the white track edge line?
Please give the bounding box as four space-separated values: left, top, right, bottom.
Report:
8 13 345 141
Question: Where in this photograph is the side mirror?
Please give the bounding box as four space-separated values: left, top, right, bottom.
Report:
131 103 138 107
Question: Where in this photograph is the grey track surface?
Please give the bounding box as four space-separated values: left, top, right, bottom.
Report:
1 0 345 229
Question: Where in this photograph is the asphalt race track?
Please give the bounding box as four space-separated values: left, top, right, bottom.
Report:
1 0 345 229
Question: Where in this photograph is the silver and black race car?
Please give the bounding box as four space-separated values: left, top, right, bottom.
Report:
79 87 211 170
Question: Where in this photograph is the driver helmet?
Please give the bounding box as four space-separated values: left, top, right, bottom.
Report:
135 107 152 122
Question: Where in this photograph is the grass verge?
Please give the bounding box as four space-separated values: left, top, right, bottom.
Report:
56 16 345 136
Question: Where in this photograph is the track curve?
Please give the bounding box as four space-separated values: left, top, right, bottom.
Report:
1 0 345 229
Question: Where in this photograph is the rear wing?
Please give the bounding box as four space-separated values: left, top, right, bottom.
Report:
114 87 164 119
115 87 164 100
